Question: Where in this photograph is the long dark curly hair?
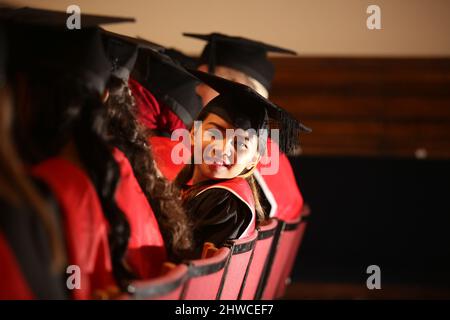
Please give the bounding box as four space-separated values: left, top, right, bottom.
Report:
12 72 134 289
104 76 193 261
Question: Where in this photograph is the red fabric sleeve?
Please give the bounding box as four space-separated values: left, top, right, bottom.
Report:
149 136 189 181
0 233 34 299
129 77 186 133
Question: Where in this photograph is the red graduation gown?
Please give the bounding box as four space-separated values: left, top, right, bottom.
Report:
0 233 34 299
112 148 166 279
256 138 304 221
31 158 116 300
149 136 187 181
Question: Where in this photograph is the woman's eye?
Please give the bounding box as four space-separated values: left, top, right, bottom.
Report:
204 129 221 139
237 142 248 150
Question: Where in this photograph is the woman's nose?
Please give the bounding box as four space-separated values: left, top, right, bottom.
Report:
222 139 234 161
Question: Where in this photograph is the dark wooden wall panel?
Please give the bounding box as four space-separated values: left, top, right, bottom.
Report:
270 57 450 159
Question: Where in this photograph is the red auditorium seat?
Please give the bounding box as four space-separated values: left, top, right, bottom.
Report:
218 232 258 300
181 247 231 300
259 216 302 300
126 264 189 300
275 216 308 298
239 219 278 300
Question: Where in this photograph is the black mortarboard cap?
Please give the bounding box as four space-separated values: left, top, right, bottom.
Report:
6 25 111 94
189 70 311 155
105 33 165 53
134 37 198 70
2 7 135 94
184 32 296 91
164 48 199 70
102 30 182 82
0 6 134 27
134 36 167 52
132 48 202 129
102 30 139 81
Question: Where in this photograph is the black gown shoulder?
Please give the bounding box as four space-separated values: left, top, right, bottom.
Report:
0 179 68 299
186 187 253 253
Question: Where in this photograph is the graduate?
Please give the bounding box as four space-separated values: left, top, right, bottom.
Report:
0 23 68 300
105 34 204 187
174 70 310 254
4 8 136 299
185 33 307 221
102 31 193 266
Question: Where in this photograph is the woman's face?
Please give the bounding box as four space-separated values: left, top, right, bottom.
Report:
192 113 260 183
196 65 253 106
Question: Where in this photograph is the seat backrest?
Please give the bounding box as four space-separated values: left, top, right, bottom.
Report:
239 219 278 300
127 264 189 300
258 216 302 300
181 247 231 300
218 232 258 300
275 217 308 299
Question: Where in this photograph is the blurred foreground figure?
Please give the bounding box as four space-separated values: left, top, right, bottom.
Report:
2 7 138 299
0 22 67 299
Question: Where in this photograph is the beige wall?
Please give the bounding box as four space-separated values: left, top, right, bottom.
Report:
5 0 450 57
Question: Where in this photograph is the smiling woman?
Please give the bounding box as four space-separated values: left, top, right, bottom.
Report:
191 113 261 183
174 70 310 256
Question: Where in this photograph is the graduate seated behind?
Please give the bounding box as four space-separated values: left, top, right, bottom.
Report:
0 26 67 299
0 91 68 300
174 71 310 256
102 31 193 265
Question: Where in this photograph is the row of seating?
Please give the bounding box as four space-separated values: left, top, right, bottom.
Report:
122 216 308 300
